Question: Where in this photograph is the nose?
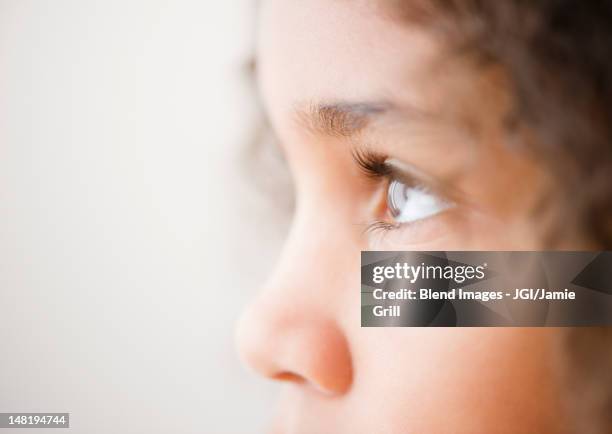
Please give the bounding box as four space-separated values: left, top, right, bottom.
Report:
234 213 354 396
235 296 353 395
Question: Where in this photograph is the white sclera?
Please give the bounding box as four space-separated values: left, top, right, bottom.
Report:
387 179 452 223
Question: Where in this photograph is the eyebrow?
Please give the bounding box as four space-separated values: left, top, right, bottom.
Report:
295 101 391 138
294 99 438 141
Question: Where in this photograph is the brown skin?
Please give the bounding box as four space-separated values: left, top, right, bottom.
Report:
236 1 580 433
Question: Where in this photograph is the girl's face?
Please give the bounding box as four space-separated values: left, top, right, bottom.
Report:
237 1 575 433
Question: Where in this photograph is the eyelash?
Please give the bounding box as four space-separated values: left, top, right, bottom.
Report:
352 148 393 180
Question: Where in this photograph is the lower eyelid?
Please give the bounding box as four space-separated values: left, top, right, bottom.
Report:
364 220 399 237
367 207 460 248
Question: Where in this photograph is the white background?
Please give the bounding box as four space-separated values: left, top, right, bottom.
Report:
0 1 291 432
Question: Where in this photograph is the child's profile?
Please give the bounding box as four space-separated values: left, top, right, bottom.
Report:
235 2 612 433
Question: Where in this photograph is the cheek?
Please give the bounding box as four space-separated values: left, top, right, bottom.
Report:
348 328 563 433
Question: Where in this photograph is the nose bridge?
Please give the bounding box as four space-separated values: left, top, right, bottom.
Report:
264 195 354 299
235 207 354 395
258 201 356 321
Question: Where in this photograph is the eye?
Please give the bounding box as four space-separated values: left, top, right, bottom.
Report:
386 178 452 224
351 149 456 228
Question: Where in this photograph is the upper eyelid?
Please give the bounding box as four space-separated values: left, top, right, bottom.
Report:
384 162 422 188
351 147 464 205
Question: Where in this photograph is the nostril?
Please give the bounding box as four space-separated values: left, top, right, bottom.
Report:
272 371 306 384
235 300 353 396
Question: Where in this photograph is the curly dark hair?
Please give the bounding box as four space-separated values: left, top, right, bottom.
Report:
387 0 612 249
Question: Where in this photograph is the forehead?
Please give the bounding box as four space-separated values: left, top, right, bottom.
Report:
256 0 441 123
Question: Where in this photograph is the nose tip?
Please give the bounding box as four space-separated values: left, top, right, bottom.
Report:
234 304 282 380
235 301 353 395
